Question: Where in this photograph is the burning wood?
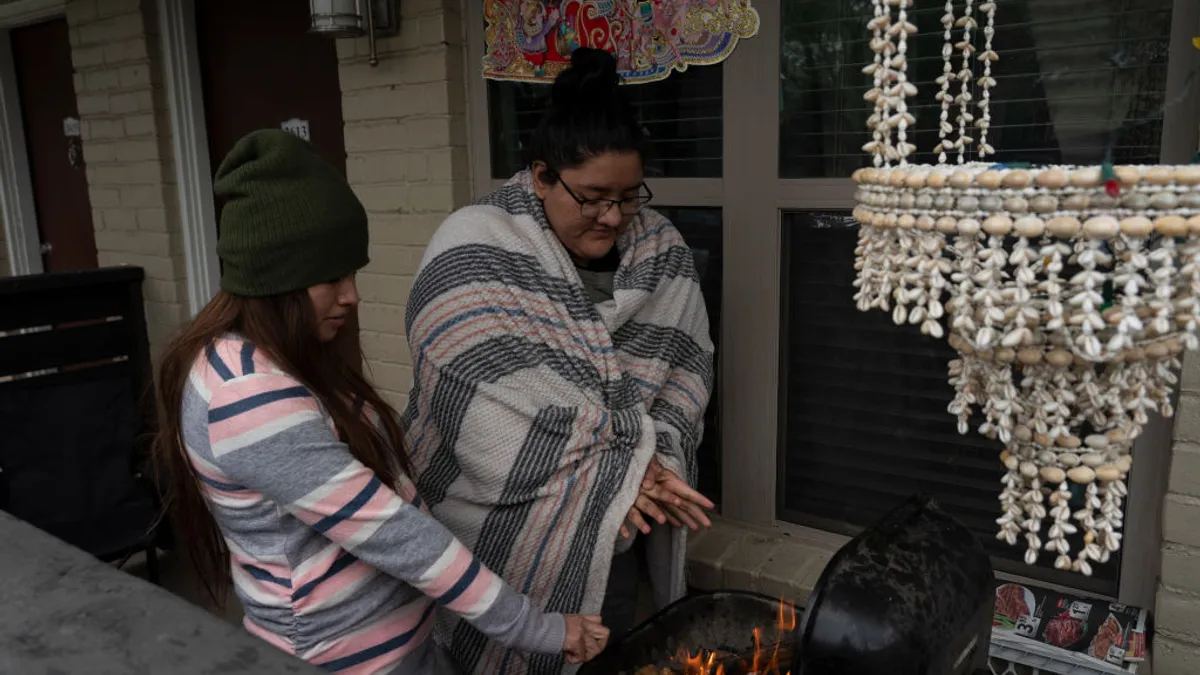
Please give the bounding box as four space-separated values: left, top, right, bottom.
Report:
632 599 797 675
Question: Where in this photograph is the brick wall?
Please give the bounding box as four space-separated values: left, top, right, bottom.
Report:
66 0 188 358
1157 352 1200 673
336 0 471 411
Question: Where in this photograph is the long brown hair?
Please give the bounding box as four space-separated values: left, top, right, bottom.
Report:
153 290 411 607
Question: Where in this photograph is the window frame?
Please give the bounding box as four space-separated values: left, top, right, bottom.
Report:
462 0 1200 608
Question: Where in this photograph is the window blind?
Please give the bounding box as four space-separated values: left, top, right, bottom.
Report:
779 212 1120 595
486 63 724 179
780 0 1175 178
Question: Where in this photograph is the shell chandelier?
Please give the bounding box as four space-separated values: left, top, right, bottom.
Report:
851 0 1200 575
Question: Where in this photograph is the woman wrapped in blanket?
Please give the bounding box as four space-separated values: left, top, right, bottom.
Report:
403 48 716 675
151 129 608 675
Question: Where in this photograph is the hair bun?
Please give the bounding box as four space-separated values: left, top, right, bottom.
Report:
551 48 620 108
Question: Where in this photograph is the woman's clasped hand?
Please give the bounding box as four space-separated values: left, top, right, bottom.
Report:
622 457 715 539
563 615 611 665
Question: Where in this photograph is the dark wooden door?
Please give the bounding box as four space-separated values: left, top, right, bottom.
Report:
195 0 361 364
12 18 98 273
195 0 347 177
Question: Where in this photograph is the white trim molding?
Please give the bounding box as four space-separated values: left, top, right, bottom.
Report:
158 0 219 314
0 0 63 28
0 26 46 276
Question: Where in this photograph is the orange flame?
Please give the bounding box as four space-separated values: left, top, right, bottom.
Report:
664 598 795 675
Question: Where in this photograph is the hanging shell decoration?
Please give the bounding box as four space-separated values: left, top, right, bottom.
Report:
851 0 1200 575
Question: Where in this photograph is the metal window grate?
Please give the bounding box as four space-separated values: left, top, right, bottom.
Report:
780 0 1174 178
486 64 724 179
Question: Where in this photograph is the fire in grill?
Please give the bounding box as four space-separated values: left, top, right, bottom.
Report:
578 591 798 675
583 495 996 675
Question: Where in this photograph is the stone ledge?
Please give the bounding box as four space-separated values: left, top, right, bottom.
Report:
0 511 319 674
685 516 844 605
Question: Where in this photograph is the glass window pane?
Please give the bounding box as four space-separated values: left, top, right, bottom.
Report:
487 64 724 179
778 211 1119 595
658 206 723 505
779 0 1175 178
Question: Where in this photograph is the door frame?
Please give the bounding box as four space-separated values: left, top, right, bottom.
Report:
158 0 219 315
0 0 65 277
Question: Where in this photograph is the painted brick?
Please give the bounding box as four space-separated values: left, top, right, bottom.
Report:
1154 636 1200 675
104 37 147 64
346 151 427 185
1164 494 1200 548
339 0 470 401
1158 588 1200 644
117 63 152 88
342 86 427 122
359 331 412 366
120 185 165 208
108 90 153 115
77 92 110 115
89 187 122 208
94 230 171 257
358 302 406 334
73 45 105 67
358 269 413 307
67 0 99 22
418 15 447 46
136 208 169 232
1163 545 1200 600
76 13 143 46
369 214 443 247
123 113 156 137
427 147 467 182
102 209 138 231
1175 393 1200 445
407 182 457 213
368 246 424 276
142 278 179 304
1169 443 1200 499
344 121 428 153
68 0 188 362
366 362 414 396
85 118 125 140
353 184 410 213
1182 352 1200 394
82 69 121 93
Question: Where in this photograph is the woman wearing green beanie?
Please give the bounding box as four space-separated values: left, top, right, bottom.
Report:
152 129 608 675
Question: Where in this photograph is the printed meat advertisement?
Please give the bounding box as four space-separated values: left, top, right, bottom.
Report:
992 583 1149 672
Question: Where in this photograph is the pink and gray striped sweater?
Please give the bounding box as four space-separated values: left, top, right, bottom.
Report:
181 335 566 674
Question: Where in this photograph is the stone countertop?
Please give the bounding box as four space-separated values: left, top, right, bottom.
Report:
0 511 321 675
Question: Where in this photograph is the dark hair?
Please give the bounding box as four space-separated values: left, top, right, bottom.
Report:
529 48 650 177
152 290 411 608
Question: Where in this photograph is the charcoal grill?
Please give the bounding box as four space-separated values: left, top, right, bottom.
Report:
583 495 995 675
579 590 790 674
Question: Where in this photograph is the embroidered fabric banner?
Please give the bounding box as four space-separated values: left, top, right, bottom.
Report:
483 0 759 84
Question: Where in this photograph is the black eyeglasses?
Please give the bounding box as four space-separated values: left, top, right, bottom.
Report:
555 176 654 219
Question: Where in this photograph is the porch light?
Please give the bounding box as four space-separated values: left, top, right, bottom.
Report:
309 0 398 66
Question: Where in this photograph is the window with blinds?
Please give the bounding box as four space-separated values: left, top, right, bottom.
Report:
779 0 1175 178
486 64 724 179
779 212 1120 594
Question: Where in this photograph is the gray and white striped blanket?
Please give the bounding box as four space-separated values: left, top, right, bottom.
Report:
401 171 714 675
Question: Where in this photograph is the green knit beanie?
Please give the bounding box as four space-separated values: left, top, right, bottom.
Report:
214 129 369 297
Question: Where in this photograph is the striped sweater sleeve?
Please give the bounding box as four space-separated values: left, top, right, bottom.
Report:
204 370 566 655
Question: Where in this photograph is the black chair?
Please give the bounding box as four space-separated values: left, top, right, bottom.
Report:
0 266 169 584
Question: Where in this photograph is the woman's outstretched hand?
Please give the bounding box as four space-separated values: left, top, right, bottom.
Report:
621 457 715 538
562 614 609 664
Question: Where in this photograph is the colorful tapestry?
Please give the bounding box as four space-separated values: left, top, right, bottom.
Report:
482 0 759 84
